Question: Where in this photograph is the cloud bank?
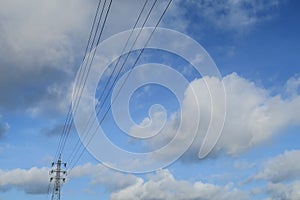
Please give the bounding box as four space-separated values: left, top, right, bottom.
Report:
130 73 300 161
0 167 49 194
0 0 94 116
2 150 300 199
111 169 249 200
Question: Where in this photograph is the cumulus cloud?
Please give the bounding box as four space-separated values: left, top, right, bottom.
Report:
214 74 300 155
1 0 284 117
0 0 93 67
252 150 300 183
0 167 49 194
0 0 94 115
0 0 288 117
0 164 251 199
0 163 139 195
0 0 174 116
130 73 300 161
111 169 249 200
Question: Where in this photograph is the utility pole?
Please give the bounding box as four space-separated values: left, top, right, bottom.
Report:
49 155 67 200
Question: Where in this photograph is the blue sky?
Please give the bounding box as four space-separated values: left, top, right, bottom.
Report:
0 0 300 199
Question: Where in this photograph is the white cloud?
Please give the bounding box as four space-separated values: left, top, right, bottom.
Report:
252 150 300 183
130 73 300 160
215 73 300 155
110 169 249 200
0 164 250 198
0 0 93 69
0 0 94 115
0 0 179 116
70 163 139 192
0 0 177 66
0 163 139 195
0 164 249 199
286 76 300 98
243 150 300 199
0 0 288 117
186 0 285 31
263 181 300 200
159 0 189 32
102 0 179 37
0 167 49 194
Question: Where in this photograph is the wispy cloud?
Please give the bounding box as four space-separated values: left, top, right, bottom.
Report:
263 181 300 200
246 150 300 199
285 76 300 98
182 0 286 32
251 150 300 183
0 115 9 138
69 163 139 192
40 123 74 137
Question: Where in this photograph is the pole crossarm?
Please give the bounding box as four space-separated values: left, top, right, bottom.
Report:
49 155 67 200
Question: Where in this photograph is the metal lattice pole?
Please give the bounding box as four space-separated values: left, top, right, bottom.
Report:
49 155 67 200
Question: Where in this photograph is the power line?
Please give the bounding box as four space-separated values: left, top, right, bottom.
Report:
49 1 113 199
67 0 156 169
60 0 110 155
96 0 158 120
66 0 150 166
54 0 103 161
68 0 173 172
54 0 112 161
64 0 114 166
50 0 173 194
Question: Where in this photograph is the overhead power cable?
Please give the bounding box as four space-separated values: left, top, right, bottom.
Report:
54 0 103 161
48 0 113 199
66 0 150 166
59 0 112 157
68 0 173 172
67 0 156 169
54 0 112 161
